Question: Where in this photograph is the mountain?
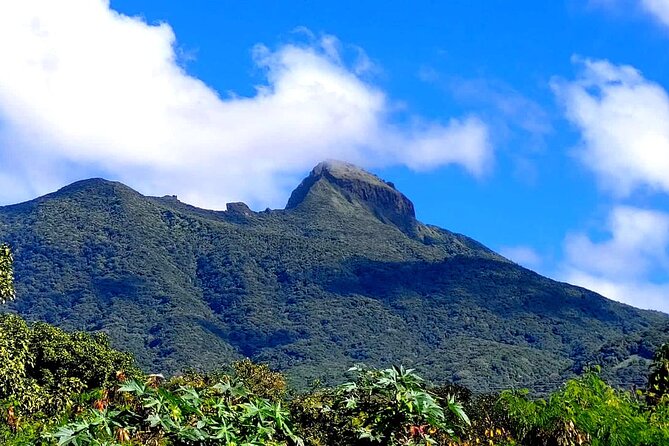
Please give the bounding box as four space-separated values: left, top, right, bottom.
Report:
1 160 667 392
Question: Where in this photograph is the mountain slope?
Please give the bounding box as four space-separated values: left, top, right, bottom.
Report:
1 161 667 392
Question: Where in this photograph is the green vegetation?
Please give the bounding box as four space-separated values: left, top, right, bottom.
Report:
1 312 669 445
0 313 469 445
1 165 668 393
3 239 669 444
0 244 14 304
49 374 302 446
647 344 669 406
0 314 139 416
291 365 470 445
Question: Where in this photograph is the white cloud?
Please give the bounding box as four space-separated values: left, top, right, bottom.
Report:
555 59 669 313
561 206 669 312
590 0 669 28
641 0 669 26
499 245 543 270
565 271 669 314
554 58 669 197
0 0 492 209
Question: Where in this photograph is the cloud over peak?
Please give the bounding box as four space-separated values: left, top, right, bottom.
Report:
0 0 492 209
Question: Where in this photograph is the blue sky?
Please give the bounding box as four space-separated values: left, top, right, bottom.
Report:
2 1 669 312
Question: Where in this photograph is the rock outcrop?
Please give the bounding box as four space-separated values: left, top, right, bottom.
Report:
286 160 417 234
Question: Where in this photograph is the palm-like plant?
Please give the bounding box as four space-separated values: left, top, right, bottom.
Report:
49 373 304 445
337 365 470 445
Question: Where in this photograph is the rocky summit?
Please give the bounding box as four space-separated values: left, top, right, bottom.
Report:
1 161 667 392
286 160 417 234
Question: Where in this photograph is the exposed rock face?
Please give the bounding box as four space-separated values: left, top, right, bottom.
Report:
226 202 253 217
286 160 417 234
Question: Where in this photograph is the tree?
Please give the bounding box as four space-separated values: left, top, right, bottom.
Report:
0 244 14 304
647 343 669 406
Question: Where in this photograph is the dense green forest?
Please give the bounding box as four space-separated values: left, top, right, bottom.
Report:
2 161 668 393
4 225 669 444
2 310 669 445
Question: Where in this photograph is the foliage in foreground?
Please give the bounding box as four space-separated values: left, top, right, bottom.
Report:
3 248 669 445
2 319 669 446
44 364 471 446
291 365 469 446
3 362 470 445
0 311 471 445
49 375 302 446
501 370 669 445
0 314 139 421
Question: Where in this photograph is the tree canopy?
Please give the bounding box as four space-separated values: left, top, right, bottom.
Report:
0 244 14 304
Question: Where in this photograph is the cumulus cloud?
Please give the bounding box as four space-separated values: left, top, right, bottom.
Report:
561 206 669 312
553 58 669 197
0 0 492 209
566 271 669 313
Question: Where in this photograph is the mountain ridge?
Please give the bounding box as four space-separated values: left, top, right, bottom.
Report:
1 161 667 392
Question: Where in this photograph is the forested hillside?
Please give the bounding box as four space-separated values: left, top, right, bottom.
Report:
3 310 669 445
1 161 667 392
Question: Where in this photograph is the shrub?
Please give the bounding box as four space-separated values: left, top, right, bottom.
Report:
647 343 669 406
49 374 303 445
432 384 515 445
291 365 469 446
501 369 667 446
0 314 139 418
231 358 287 402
